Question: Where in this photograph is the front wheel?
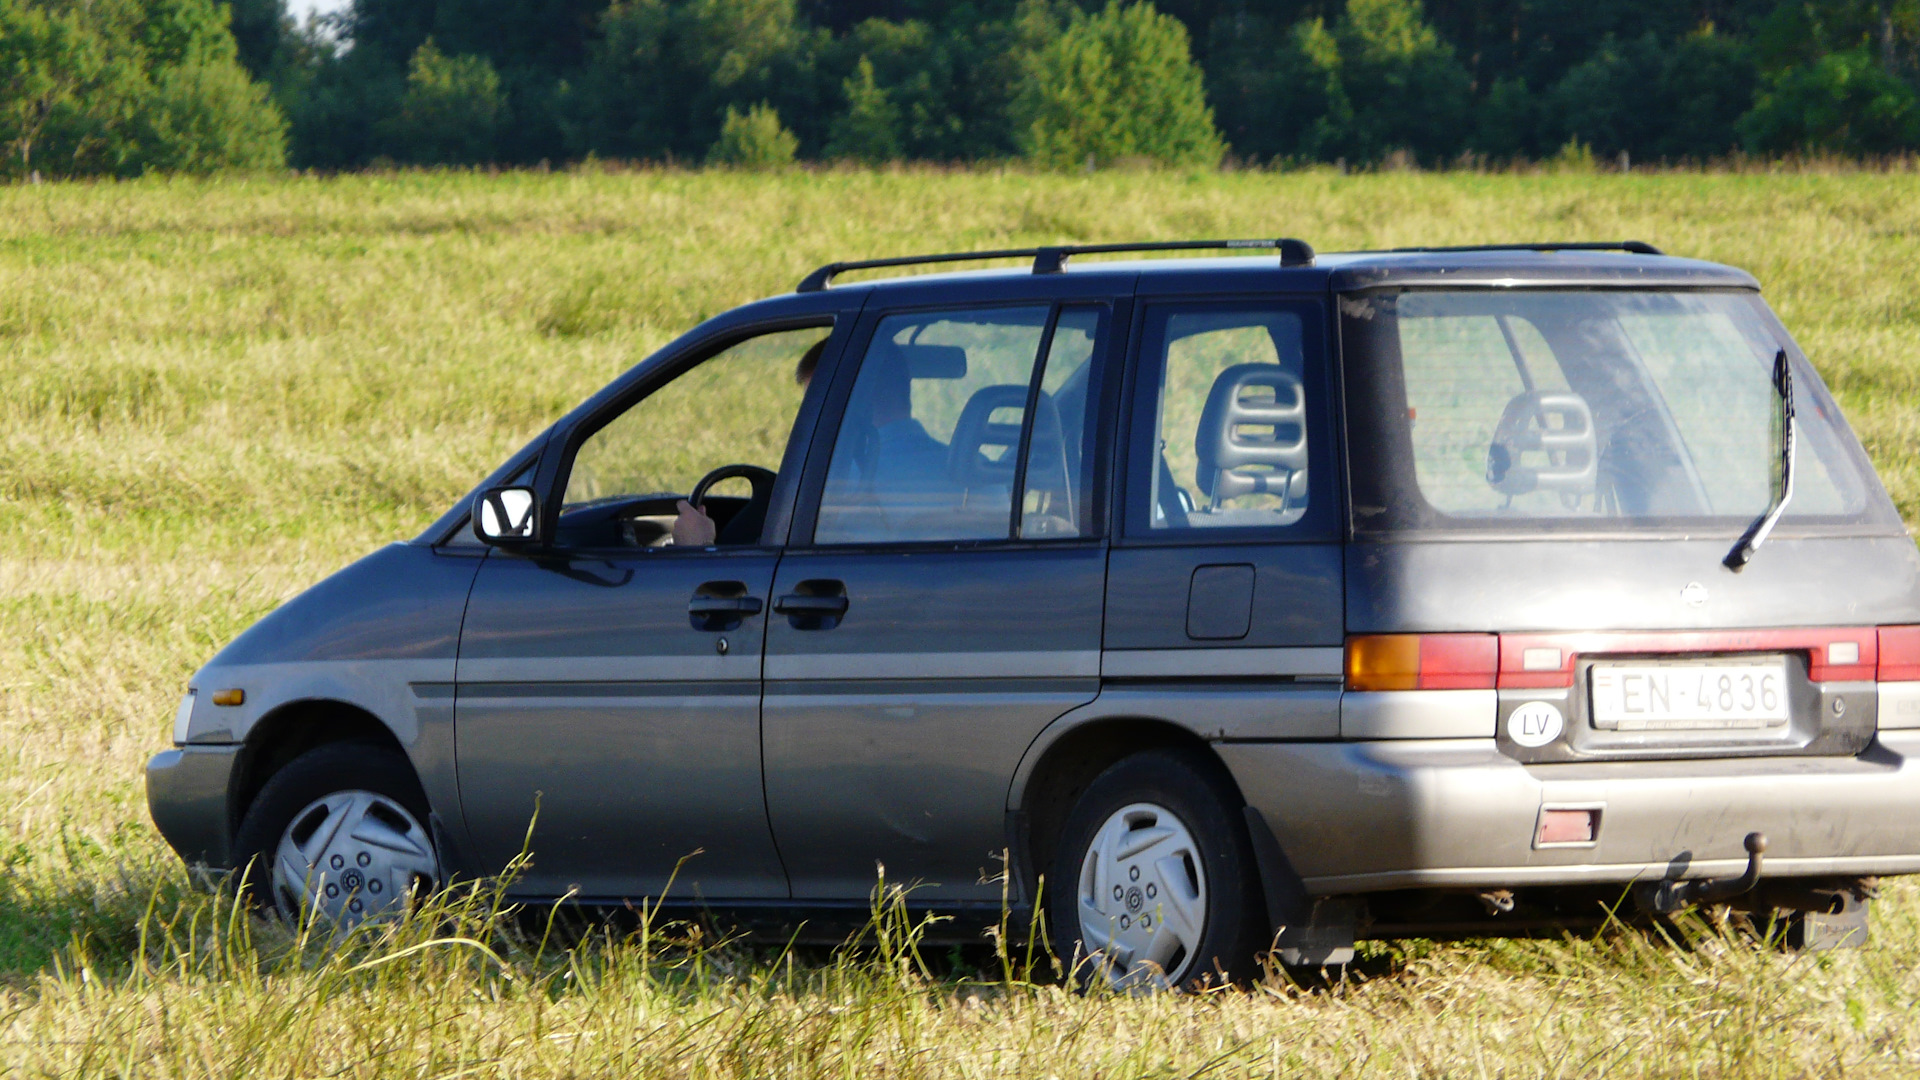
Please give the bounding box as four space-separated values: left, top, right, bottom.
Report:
1047 748 1264 990
233 742 440 927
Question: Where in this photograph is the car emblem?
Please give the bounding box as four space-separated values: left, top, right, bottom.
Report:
1682 582 1709 608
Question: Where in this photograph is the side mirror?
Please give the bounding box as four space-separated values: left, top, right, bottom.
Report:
474 486 541 546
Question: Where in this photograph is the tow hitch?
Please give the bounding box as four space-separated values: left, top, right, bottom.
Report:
1642 832 1768 915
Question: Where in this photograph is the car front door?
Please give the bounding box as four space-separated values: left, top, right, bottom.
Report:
454 319 845 901
1103 298 1345 727
763 298 1120 901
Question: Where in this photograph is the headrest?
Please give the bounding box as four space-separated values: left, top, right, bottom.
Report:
1194 363 1310 505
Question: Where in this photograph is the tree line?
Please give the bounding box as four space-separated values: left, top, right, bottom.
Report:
6 0 1920 177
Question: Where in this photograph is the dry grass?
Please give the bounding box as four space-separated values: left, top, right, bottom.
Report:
1 166 1919 1076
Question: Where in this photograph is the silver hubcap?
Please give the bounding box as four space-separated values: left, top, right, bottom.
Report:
1073 801 1209 989
271 790 437 926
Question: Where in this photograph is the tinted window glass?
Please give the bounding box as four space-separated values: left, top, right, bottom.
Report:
557 326 827 548
1020 307 1102 539
815 308 1049 544
1342 290 1890 536
1146 308 1312 530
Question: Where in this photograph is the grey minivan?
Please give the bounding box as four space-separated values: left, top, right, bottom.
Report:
148 239 1920 988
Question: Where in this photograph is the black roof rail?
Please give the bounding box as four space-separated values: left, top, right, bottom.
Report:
1386 241 1663 256
795 238 1315 293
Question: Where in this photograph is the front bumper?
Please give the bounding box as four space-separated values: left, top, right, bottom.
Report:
1222 731 1920 893
146 746 240 869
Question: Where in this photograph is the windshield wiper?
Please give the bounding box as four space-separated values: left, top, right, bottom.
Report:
1724 348 1795 571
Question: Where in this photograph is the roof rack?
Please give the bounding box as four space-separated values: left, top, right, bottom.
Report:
795 238 1316 293
1387 241 1663 255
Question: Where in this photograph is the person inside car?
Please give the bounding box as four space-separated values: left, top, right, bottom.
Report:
670 338 826 546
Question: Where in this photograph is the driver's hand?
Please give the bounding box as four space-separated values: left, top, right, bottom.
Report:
672 499 716 546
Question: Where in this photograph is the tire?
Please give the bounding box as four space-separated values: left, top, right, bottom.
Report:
1046 748 1264 990
232 742 440 926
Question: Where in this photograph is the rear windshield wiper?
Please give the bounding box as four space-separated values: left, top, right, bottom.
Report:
1723 348 1795 571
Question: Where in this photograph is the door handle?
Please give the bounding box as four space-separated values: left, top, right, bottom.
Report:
772 595 848 617
688 582 762 632
688 596 764 616
774 580 849 629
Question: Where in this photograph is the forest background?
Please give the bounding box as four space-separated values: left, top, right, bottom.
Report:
11 0 1920 178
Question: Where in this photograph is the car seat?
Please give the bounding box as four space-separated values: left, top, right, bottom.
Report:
1194 362 1310 513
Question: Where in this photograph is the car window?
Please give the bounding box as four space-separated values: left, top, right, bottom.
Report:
559 325 829 545
1388 291 1860 522
1341 290 1883 536
1021 307 1102 539
1143 307 1312 531
816 305 1103 545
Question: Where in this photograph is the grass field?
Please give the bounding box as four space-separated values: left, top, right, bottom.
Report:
4 166 1920 1076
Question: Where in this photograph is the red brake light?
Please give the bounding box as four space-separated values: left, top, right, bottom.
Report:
1880 626 1920 682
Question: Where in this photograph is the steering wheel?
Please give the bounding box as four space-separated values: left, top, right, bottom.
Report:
689 464 776 510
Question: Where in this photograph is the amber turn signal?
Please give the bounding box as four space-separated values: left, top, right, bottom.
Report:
211 688 245 707
1346 635 1420 691
1346 633 1498 691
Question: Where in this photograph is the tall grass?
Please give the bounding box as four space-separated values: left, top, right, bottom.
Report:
1 167 1919 1075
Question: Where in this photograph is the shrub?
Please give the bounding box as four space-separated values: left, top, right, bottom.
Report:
131 57 287 173
707 101 797 167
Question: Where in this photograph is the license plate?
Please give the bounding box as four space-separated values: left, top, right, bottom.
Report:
1589 659 1791 730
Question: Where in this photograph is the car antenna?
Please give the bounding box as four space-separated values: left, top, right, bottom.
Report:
1723 348 1795 572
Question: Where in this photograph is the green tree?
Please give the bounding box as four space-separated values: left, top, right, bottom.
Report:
825 55 902 162
225 0 288 79
1325 0 1472 163
1740 45 1920 154
1203 0 1469 165
0 2 101 177
1015 0 1222 169
376 38 504 164
706 100 797 166
568 0 824 161
3 0 285 178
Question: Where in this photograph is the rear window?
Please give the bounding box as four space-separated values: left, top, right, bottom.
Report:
1341 289 1896 537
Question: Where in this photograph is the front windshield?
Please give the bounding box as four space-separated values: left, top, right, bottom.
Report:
1341 289 1894 537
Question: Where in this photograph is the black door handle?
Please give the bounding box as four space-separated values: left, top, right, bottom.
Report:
689 582 762 631
774 580 849 629
772 595 848 616
688 596 764 616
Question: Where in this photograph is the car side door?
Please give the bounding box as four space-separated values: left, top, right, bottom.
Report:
1102 295 1345 732
762 290 1125 901
454 314 852 902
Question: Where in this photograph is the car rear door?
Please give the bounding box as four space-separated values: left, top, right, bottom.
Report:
1102 293 1345 733
762 284 1126 901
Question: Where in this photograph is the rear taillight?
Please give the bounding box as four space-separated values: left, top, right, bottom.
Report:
1879 625 1920 681
1345 634 1497 691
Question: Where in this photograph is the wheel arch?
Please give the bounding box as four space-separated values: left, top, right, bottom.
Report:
229 698 413 842
1009 711 1251 894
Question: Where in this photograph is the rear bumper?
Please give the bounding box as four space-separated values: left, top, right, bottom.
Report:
146 746 239 869
1221 731 1920 893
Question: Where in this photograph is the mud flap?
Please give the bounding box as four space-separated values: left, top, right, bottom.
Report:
1241 805 1356 966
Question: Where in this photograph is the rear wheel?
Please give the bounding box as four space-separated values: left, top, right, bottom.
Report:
233 742 439 926
1046 748 1264 990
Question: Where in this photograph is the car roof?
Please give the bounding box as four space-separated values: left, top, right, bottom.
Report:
815 246 1759 296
